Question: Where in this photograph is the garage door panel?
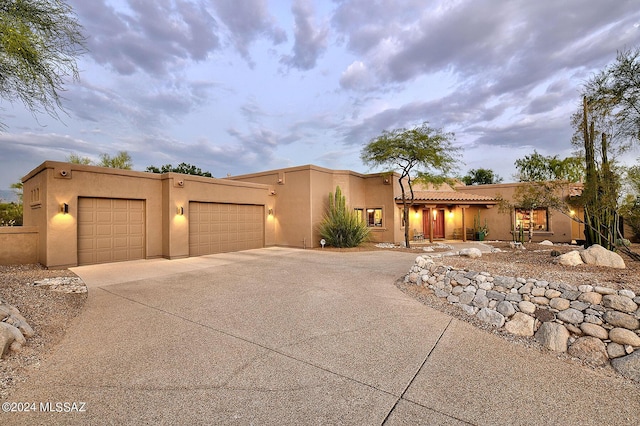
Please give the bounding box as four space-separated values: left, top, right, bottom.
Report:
189 202 263 256
78 198 145 265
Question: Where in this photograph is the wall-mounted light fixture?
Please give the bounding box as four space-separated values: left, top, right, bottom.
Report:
177 206 184 215
432 209 437 221
569 209 575 216
60 203 69 214
268 208 274 216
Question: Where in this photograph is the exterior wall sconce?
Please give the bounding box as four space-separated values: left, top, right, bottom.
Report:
268 208 274 216
177 206 184 215
432 209 437 221
569 209 575 216
60 203 69 214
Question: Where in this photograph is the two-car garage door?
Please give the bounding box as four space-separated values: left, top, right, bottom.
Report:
189 202 264 256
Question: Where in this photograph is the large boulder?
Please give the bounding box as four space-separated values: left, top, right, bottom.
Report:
554 250 584 267
568 336 609 366
0 326 14 356
459 248 482 258
504 312 535 337
476 308 505 328
535 322 569 352
611 351 640 383
580 244 626 269
609 328 640 346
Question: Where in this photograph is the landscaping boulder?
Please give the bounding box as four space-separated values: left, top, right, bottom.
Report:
0 326 13 357
611 351 640 383
539 240 554 246
554 250 584 267
535 322 569 352
568 336 609 366
459 248 482 258
609 328 640 347
476 308 505 328
579 244 625 269
504 312 535 337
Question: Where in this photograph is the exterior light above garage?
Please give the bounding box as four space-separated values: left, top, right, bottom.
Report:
60 203 69 214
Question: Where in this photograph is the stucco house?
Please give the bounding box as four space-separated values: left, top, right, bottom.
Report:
6 161 583 268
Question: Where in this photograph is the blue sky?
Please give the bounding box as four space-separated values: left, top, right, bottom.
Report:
1 0 640 193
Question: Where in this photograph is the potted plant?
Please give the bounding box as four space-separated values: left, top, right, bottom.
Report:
474 211 489 241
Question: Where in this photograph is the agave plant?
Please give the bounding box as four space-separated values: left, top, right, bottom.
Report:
318 186 370 248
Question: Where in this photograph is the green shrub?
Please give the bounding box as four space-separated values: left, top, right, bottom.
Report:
0 202 23 226
318 186 370 248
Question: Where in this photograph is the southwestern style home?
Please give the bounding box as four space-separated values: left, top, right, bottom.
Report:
2 161 585 268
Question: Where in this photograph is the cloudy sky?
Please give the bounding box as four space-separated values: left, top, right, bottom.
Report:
1 0 640 192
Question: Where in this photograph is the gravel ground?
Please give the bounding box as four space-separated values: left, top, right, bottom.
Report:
0 265 87 400
1 242 638 398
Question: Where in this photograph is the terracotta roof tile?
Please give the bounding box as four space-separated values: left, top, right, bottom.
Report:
396 190 497 202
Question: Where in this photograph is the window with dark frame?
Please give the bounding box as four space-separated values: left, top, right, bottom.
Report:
515 208 548 231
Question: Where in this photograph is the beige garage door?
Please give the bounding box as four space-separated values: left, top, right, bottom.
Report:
78 198 145 265
189 202 264 256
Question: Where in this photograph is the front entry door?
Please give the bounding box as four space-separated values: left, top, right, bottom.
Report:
433 209 445 238
423 208 446 239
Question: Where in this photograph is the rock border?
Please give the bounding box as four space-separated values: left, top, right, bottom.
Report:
406 255 640 382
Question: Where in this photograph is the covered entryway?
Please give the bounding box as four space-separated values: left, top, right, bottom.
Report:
77 198 145 265
189 202 264 256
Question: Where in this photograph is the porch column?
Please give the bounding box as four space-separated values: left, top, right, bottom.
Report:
459 205 470 242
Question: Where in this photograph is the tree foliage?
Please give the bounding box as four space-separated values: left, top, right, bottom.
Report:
97 151 133 169
146 163 213 177
66 153 91 164
619 162 640 241
0 181 23 226
576 47 640 152
0 0 86 129
461 168 503 185
514 150 584 182
361 122 460 248
318 186 370 248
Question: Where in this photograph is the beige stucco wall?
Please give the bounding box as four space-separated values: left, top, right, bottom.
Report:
457 183 582 242
0 226 38 265
232 165 406 247
22 161 274 268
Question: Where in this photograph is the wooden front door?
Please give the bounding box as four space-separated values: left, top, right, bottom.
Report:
423 208 446 239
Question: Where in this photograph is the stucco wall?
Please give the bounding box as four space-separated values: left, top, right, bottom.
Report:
0 226 38 265
22 161 275 268
457 183 582 242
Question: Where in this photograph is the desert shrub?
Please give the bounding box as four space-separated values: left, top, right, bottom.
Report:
319 186 370 248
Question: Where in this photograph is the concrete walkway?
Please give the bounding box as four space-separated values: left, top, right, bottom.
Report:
3 248 639 425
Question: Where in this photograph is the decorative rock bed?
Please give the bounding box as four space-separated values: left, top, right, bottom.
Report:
406 255 640 382
0 277 86 357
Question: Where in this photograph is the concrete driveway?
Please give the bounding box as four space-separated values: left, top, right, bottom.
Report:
3 247 639 425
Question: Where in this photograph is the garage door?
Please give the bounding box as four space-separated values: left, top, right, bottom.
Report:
189 202 264 256
78 198 145 265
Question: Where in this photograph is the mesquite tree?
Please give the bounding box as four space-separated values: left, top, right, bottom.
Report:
361 122 459 248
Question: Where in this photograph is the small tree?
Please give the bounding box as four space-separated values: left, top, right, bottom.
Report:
318 186 370 248
461 168 503 185
361 122 459 248
67 153 92 164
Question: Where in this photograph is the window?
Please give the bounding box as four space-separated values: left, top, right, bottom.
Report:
366 208 383 227
515 208 548 231
354 207 383 227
